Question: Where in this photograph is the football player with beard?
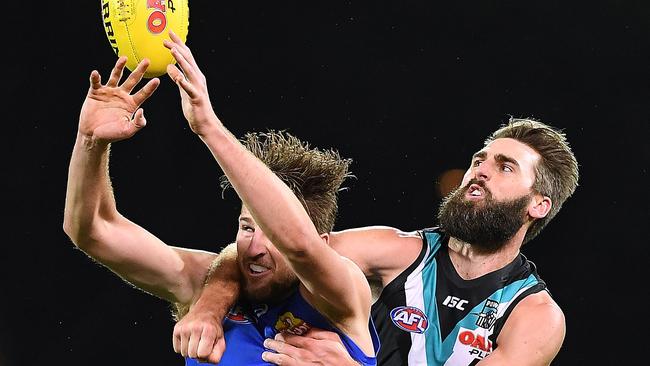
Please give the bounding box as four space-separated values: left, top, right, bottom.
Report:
176 118 579 366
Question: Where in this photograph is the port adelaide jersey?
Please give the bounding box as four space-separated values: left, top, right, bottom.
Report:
371 227 548 366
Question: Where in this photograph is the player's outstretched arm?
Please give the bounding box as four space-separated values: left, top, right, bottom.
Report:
329 226 423 286
63 57 214 305
165 33 372 322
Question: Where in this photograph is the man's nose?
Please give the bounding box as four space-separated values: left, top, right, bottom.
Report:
474 161 492 182
244 231 268 257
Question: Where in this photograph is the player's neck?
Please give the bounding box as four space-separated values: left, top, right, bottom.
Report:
447 230 525 280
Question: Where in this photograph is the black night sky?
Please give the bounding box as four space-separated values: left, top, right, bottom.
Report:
2 1 648 365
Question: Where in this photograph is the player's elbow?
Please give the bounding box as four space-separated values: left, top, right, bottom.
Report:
63 204 90 244
62 213 106 251
63 218 93 250
63 213 84 245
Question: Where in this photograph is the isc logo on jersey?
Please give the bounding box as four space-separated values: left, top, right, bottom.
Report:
390 306 429 333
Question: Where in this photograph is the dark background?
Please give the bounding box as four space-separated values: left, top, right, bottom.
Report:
2 0 648 365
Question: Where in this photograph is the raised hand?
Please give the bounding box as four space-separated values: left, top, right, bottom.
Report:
78 57 160 145
164 31 221 137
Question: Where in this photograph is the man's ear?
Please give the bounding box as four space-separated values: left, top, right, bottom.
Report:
320 232 330 245
529 194 552 219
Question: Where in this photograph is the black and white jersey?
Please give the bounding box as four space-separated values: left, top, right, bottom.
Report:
371 228 547 365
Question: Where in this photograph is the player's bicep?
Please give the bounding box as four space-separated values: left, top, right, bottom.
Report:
481 294 565 365
79 215 215 304
329 227 423 282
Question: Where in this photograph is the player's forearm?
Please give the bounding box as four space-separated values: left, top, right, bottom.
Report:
63 133 210 304
198 118 319 256
199 121 361 314
63 133 118 247
179 244 241 320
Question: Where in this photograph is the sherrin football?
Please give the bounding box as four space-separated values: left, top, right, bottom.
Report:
100 0 189 78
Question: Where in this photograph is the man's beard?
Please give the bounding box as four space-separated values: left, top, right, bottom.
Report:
437 179 531 254
242 273 300 304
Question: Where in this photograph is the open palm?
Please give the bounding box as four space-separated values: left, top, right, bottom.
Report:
79 57 160 144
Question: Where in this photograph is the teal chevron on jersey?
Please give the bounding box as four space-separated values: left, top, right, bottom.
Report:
421 232 441 366
371 227 549 366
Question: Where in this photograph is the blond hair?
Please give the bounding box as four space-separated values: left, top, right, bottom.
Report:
221 130 353 234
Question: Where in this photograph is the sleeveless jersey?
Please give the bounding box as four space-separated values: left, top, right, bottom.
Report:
186 288 380 366
372 228 548 366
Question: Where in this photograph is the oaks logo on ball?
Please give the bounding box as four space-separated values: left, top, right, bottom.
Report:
390 306 429 333
146 0 177 34
100 0 189 78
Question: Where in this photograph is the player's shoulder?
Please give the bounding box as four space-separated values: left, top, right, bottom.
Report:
330 225 423 260
331 225 423 243
517 289 562 309
509 290 565 331
495 289 566 364
329 226 424 281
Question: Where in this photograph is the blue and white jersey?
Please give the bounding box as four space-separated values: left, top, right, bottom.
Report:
372 227 548 366
187 288 380 366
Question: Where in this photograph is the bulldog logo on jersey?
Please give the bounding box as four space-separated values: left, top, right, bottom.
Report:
275 312 311 335
226 305 254 324
390 306 429 333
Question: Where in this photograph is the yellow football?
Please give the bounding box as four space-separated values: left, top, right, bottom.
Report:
100 0 189 78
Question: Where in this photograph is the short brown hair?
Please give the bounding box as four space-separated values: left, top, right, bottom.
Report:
486 118 579 244
220 131 353 234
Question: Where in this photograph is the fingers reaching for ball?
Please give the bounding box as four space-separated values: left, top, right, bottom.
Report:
79 57 160 144
161 32 221 136
163 31 205 89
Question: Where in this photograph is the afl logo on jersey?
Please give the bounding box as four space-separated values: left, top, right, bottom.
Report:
390 306 429 333
226 305 254 324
